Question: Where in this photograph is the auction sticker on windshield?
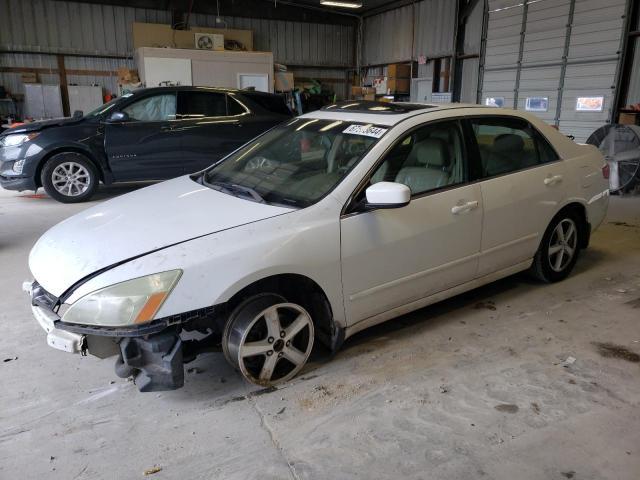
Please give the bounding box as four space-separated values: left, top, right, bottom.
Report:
343 124 387 138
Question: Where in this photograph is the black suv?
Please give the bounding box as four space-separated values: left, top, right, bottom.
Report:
0 86 292 202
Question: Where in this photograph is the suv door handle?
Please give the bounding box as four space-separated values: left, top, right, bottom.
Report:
451 200 479 215
544 174 563 186
161 125 174 132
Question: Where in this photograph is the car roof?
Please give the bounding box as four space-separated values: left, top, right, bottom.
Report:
300 101 496 126
129 86 279 97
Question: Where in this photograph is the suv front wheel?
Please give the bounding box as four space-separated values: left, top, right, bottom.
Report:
41 152 98 203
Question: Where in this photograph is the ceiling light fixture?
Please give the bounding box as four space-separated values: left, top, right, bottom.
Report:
320 1 363 9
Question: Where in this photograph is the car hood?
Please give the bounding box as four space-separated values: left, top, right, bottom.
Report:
3 116 84 135
29 176 294 298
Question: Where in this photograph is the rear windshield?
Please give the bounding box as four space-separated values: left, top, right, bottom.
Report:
200 118 388 208
245 94 292 116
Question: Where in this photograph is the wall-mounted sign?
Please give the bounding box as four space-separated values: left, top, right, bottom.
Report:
485 97 505 108
525 97 549 112
431 92 452 103
576 96 604 112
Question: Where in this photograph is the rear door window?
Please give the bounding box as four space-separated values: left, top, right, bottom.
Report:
469 117 558 178
177 91 227 118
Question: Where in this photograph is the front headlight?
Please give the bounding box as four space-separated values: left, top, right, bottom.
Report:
62 270 182 327
0 132 39 148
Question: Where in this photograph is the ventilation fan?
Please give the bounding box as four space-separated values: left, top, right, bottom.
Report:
587 124 640 193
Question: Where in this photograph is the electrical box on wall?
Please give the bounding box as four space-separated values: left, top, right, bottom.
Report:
194 33 224 51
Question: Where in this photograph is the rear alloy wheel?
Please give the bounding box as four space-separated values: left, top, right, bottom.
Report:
531 211 581 283
223 294 314 386
41 152 98 203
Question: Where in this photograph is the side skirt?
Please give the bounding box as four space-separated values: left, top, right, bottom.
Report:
343 259 533 340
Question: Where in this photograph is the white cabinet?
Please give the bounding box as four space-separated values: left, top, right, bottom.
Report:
68 85 103 116
136 47 273 92
24 84 64 119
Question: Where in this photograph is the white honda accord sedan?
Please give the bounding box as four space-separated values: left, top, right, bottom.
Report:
25 101 609 391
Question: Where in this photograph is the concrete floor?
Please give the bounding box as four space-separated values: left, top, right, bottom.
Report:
1 185 639 480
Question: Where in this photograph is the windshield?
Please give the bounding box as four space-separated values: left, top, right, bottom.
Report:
202 118 388 208
84 94 132 118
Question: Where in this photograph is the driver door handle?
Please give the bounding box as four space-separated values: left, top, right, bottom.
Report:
544 174 563 186
451 200 479 215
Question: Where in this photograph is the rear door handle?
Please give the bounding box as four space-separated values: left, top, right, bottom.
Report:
451 200 479 215
544 174 563 186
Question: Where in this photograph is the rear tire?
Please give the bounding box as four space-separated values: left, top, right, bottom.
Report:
41 152 98 203
530 210 582 283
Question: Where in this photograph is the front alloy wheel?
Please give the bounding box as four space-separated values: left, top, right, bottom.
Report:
41 152 98 203
223 294 314 386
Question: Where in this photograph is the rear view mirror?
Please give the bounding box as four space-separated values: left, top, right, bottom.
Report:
107 111 130 123
365 182 411 209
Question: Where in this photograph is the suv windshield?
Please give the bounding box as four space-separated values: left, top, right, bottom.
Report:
201 118 388 208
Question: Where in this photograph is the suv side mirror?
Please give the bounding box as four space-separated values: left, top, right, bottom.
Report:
72 110 83 118
107 111 130 123
365 182 411 209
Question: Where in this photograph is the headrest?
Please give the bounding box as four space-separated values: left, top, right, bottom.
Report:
415 138 448 168
493 133 524 154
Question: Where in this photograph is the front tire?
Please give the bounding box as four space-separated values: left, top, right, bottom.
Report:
41 152 98 203
223 293 314 386
531 210 582 283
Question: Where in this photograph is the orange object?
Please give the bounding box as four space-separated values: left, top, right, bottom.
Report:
135 292 168 324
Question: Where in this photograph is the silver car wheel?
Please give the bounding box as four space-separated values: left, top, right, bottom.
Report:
548 218 578 272
51 161 91 197
225 302 314 386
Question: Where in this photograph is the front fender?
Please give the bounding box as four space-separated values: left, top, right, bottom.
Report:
63 204 347 328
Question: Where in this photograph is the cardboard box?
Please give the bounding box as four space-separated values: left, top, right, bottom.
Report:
387 63 411 78
274 71 294 91
619 112 639 125
21 72 38 83
133 22 253 52
117 68 140 85
195 33 224 51
373 77 387 95
387 77 410 93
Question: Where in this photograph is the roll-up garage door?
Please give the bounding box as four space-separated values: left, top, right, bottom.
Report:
480 0 627 142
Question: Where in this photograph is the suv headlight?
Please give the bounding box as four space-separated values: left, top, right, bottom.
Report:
62 270 182 327
0 132 39 148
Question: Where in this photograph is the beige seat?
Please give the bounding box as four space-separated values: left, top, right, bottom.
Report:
394 138 450 193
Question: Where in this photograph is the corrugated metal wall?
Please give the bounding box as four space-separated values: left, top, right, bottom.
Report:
480 0 628 142
0 0 354 99
361 0 457 66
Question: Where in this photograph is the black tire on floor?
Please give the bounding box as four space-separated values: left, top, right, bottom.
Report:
530 209 583 283
41 152 99 203
222 293 315 386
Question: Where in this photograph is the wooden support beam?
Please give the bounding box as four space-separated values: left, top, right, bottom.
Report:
57 55 70 116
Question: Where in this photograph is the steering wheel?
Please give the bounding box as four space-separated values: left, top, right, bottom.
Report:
245 156 275 171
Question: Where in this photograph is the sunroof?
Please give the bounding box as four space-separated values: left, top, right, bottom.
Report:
322 101 436 114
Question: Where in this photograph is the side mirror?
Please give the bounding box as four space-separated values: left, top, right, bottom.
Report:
72 110 83 118
107 111 130 123
365 182 411 209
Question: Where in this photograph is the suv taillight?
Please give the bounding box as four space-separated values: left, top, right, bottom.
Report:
602 163 610 180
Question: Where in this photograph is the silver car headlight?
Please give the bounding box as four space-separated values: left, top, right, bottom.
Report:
62 270 182 327
0 132 39 148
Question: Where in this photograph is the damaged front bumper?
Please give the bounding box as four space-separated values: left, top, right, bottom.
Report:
31 303 87 354
24 280 222 392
